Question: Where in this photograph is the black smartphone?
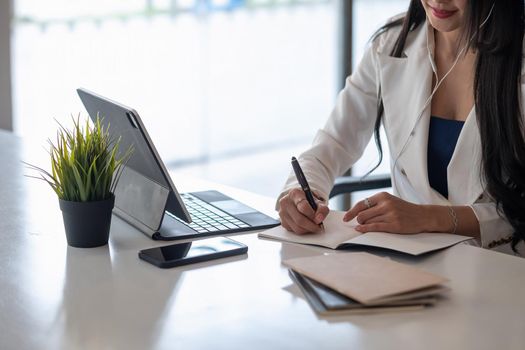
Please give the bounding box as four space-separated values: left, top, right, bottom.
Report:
138 237 248 268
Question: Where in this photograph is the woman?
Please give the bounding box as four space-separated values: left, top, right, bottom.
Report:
277 0 525 255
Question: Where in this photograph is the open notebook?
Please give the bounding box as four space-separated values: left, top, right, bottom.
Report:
285 252 449 315
259 211 472 255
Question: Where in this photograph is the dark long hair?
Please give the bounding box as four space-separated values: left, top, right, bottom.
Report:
371 0 525 250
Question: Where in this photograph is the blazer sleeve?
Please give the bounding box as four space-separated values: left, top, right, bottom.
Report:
276 38 382 209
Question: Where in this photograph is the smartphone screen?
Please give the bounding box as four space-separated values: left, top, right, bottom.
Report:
139 237 248 268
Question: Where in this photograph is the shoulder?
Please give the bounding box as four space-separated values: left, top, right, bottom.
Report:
370 13 425 56
370 13 405 54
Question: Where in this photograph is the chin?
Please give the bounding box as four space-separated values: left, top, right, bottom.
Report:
428 18 462 34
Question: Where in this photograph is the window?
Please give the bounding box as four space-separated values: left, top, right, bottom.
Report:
12 0 410 200
13 0 338 197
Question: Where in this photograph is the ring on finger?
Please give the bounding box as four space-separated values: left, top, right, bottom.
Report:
364 197 373 209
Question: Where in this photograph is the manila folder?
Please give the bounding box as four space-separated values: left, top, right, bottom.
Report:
284 252 448 305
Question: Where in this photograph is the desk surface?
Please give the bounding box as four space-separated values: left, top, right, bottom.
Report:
1 130 524 350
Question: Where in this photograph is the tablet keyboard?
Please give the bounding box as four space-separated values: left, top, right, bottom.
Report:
166 193 250 233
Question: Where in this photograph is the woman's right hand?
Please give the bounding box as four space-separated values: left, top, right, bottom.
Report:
278 188 330 234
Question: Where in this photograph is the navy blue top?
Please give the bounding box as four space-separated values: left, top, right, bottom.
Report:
427 116 465 198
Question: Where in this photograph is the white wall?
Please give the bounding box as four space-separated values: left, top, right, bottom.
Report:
0 0 13 130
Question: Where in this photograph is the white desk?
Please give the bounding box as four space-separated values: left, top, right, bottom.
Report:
1 130 524 350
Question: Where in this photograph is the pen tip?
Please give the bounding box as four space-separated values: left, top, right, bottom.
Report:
291 156 297 161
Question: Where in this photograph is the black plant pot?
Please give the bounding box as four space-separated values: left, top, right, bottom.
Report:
59 194 115 248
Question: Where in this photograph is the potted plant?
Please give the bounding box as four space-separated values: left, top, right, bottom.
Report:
27 115 131 248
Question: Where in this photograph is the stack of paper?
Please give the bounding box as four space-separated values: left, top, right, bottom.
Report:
284 252 449 315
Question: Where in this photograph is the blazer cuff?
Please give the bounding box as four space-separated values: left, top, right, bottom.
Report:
469 203 514 249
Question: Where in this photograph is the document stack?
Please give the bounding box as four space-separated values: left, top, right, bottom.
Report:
284 252 449 315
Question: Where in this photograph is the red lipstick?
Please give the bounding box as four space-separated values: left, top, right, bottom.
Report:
430 6 457 19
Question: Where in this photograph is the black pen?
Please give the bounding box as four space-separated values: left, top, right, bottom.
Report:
291 156 325 231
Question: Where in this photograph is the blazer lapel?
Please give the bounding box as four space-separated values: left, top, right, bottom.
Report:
447 109 484 204
378 24 446 204
378 23 484 205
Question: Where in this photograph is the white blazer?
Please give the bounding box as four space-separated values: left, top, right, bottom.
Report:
279 17 524 256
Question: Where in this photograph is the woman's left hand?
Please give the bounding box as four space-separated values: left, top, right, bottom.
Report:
343 192 430 234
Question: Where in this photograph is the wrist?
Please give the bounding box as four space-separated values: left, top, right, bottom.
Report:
421 205 451 233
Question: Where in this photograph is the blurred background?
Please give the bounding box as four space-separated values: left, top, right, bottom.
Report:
1 0 408 201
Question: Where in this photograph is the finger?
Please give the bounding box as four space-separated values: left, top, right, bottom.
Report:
343 200 369 222
287 204 323 233
355 222 391 233
278 205 291 229
280 196 318 232
288 189 317 216
279 191 304 213
279 211 307 234
296 198 316 219
289 188 307 205
278 197 299 232
279 215 292 232
343 192 387 222
356 205 384 224
359 214 388 225
314 204 330 224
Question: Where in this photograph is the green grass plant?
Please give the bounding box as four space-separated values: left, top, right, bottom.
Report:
26 115 132 202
